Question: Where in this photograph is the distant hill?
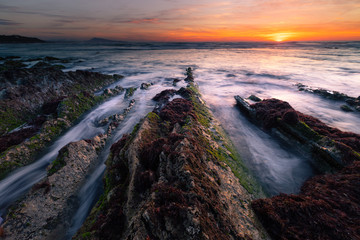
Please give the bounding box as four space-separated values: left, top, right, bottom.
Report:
0 35 45 44
87 37 117 43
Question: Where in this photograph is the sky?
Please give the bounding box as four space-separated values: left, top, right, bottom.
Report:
1 0 360 42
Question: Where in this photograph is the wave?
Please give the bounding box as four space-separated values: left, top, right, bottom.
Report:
241 70 291 80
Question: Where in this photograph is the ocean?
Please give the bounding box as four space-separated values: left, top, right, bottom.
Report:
1 41 360 236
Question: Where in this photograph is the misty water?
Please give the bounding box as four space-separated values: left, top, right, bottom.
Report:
1 41 360 237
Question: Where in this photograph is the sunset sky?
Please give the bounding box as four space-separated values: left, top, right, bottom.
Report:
1 0 360 42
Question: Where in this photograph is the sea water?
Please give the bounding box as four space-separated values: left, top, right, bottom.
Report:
1 41 359 236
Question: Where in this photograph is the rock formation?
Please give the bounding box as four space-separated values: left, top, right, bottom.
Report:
1 100 136 240
235 95 360 240
252 161 360 240
235 96 360 172
296 83 360 112
75 73 268 239
0 62 124 179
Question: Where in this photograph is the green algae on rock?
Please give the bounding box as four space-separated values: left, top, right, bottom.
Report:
1 100 136 240
0 63 125 179
75 70 267 240
235 95 360 240
235 96 360 173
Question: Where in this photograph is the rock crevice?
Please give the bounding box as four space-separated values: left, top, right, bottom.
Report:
76 80 267 239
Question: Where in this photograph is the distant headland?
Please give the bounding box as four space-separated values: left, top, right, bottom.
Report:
0 35 46 44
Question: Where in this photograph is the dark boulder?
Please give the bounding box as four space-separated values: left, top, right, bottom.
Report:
341 104 354 112
152 89 177 102
248 95 261 102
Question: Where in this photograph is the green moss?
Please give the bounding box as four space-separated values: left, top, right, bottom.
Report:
186 83 264 196
295 121 322 141
0 161 20 180
353 150 360 160
43 124 65 138
0 60 26 71
186 84 211 128
29 134 41 141
0 72 124 180
81 232 92 239
48 149 68 176
0 108 26 135
131 123 140 136
58 93 105 121
207 142 255 194
146 112 160 123
125 87 137 98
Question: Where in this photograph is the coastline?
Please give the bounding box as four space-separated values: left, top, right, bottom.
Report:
0 48 358 239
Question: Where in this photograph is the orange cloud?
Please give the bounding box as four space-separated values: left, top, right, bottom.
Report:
2 0 360 41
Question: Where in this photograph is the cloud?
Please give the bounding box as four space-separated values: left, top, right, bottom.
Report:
55 19 76 24
0 18 20 25
128 18 161 24
0 4 17 11
0 3 87 20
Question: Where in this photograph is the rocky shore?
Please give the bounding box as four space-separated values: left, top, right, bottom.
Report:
235 96 360 172
296 83 360 112
0 61 124 179
75 70 268 239
235 95 360 239
1 100 135 239
1 63 360 240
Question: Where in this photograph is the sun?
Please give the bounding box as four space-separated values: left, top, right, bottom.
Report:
267 32 295 42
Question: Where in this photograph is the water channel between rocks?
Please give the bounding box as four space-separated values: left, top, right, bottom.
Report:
1 41 359 237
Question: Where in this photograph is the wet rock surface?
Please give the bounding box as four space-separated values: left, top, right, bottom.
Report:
140 83 152 90
0 61 122 136
1 100 135 240
252 160 360 240
235 95 360 240
248 95 262 102
296 83 360 112
2 140 100 240
76 81 267 239
235 96 360 171
0 63 124 179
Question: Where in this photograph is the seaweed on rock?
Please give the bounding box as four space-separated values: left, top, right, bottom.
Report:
76 72 267 240
252 161 360 240
234 95 360 240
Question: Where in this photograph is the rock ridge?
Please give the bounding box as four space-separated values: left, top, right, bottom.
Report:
1 99 136 240
235 95 360 240
75 71 268 239
0 63 125 179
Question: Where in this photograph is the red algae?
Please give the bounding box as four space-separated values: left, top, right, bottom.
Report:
248 98 360 240
299 113 360 153
251 98 295 129
252 161 360 240
159 98 196 124
76 83 266 239
0 127 38 153
251 98 360 166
